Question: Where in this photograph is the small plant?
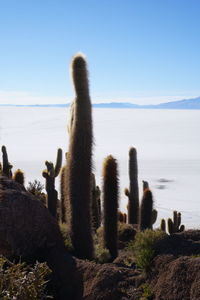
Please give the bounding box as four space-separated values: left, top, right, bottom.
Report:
27 179 44 195
0 257 51 300
94 244 111 264
141 283 154 299
128 229 166 272
118 222 136 244
27 180 46 205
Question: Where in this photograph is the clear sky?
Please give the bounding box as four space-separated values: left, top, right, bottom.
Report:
1 0 200 105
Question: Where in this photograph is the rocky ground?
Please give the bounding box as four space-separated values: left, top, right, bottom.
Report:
77 231 200 300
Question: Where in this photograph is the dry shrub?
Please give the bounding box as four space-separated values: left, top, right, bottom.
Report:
0 257 51 300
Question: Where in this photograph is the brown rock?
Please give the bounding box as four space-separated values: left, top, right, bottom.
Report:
0 176 82 300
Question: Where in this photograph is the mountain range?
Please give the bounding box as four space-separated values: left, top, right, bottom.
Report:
1 96 200 109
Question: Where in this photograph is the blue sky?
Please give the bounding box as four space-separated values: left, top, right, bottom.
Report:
1 0 200 104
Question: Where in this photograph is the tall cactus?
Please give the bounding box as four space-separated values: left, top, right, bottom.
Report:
42 148 62 218
168 211 185 234
103 155 119 261
66 54 94 260
140 189 153 231
2 146 13 178
13 169 25 186
124 147 139 224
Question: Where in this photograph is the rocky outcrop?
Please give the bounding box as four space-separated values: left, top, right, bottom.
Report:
0 176 82 300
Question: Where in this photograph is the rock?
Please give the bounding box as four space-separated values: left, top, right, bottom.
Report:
150 255 200 300
0 176 82 300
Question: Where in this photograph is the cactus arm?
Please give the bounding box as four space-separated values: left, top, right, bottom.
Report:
2 145 13 178
168 218 174 234
151 209 158 225
54 148 63 177
160 219 166 232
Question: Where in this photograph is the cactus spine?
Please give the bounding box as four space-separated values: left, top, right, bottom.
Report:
2 146 13 178
140 189 153 231
67 54 94 259
42 148 62 218
13 169 25 186
103 155 119 260
125 148 139 224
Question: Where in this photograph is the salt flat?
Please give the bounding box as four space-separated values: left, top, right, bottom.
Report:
0 106 200 228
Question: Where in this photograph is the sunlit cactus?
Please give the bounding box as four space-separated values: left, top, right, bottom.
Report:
66 54 94 260
1 146 13 178
103 155 119 260
13 169 25 186
42 148 62 217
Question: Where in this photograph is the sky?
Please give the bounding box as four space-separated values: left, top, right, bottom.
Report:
1 0 200 105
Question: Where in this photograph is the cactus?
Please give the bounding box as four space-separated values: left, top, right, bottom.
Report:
60 165 67 223
142 180 149 191
2 146 13 178
91 174 101 231
13 169 25 186
118 211 124 223
125 147 139 224
160 218 166 232
140 189 153 231
167 211 185 234
42 148 62 218
123 213 127 224
66 54 94 260
103 155 119 260
151 209 158 225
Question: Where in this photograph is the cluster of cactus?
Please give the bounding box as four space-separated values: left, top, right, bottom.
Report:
0 146 25 186
42 148 62 218
0 53 187 265
160 211 185 234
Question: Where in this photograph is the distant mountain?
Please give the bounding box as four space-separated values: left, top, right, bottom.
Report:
1 97 200 109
